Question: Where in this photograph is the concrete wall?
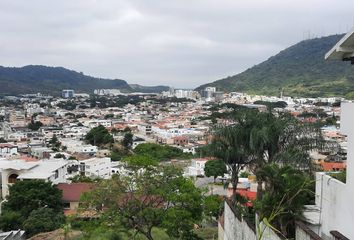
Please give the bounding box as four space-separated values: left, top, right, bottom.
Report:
295 222 322 240
258 221 284 240
218 221 224 240
313 102 354 240
223 201 256 240
315 172 352 239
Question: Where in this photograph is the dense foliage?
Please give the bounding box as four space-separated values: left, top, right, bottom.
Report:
28 120 43 131
0 65 131 96
255 164 314 238
0 65 169 96
23 208 65 237
85 125 114 147
204 160 227 182
0 180 64 235
82 161 203 240
133 143 192 161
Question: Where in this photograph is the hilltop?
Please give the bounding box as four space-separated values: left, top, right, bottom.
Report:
196 34 354 98
0 65 168 96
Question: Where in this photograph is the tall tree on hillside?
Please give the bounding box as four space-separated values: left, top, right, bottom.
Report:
122 132 133 150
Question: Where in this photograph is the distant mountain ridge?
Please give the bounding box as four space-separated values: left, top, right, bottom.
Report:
196 34 354 98
129 84 170 93
0 65 168 95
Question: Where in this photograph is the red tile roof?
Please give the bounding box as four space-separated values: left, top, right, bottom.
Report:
57 183 95 202
318 161 346 171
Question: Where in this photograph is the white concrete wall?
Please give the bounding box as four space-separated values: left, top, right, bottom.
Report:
258 221 284 240
296 227 315 240
223 201 256 240
312 102 354 239
315 172 352 239
218 222 224 240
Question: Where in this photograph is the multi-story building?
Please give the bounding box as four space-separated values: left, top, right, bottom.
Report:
62 89 75 98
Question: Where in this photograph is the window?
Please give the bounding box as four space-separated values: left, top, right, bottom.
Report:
8 174 18 184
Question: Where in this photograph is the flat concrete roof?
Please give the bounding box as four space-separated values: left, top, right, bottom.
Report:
325 28 354 61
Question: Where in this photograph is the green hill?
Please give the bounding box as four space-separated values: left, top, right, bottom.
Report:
0 65 169 96
196 34 354 98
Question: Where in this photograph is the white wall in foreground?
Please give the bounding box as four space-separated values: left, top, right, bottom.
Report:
315 102 354 239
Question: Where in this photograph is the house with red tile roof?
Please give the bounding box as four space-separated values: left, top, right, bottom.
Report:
57 183 95 215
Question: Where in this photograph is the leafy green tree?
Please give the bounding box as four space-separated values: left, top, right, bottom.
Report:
254 164 314 238
54 153 66 159
0 180 63 231
204 195 224 220
242 110 324 198
0 211 23 231
85 125 114 147
134 143 192 161
204 160 227 182
122 132 133 150
207 121 255 199
0 137 7 143
123 155 158 168
104 114 114 119
48 134 61 151
82 162 203 240
69 175 99 183
28 120 43 131
23 208 65 237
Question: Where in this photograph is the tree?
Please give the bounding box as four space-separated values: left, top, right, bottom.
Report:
134 143 192 161
48 134 62 151
122 132 133 150
82 162 203 240
242 110 324 198
28 120 43 131
0 180 63 231
0 137 7 143
204 195 224 220
207 121 255 200
204 160 227 182
54 153 66 159
23 208 65 237
69 174 100 183
85 125 114 147
254 164 314 238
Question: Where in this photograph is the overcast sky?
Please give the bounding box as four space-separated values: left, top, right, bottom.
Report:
1 0 354 88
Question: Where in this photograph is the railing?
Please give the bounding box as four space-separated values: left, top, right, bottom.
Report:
330 231 350 240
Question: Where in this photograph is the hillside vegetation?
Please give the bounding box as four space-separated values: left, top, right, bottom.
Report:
0 65 169 96
197 34 354 98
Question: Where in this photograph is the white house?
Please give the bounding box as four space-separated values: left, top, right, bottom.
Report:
0 159 68 198
187 158 209 176
0 144 18 158
78 157 111 179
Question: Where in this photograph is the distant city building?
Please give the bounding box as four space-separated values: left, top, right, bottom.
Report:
94 89 123 96
62 89 75 98
214 91 224 102
201 87 216 99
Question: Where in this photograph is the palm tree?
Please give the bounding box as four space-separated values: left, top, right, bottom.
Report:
254 164 314 238
208 120 255 201
237 110 325 198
